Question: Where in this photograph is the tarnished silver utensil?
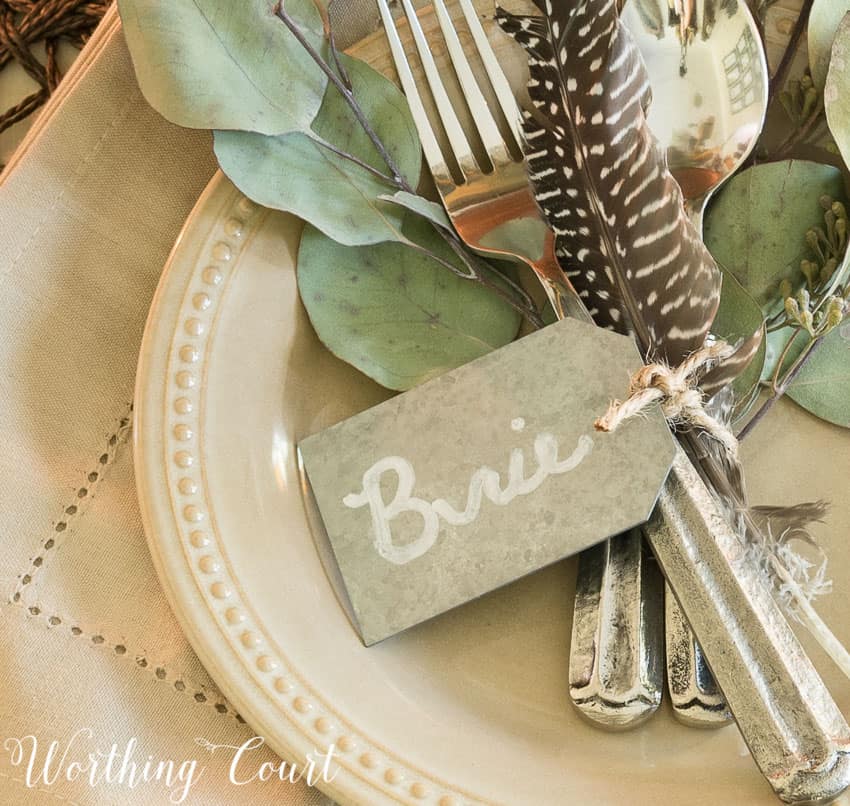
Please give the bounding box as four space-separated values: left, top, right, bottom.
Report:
648 445 850 804
569 530 665 728
570 0 768 728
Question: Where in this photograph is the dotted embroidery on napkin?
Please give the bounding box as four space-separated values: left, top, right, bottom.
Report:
12 404 133 603
15 602 244 723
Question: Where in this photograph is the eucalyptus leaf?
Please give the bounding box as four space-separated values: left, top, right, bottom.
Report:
215 54 422 246
809 1 850 91
787 323 850 428
379 191 452 230
704 161 846 312
118 0 327 134
709 268 766 412
297 215 522 391
825 13 850 169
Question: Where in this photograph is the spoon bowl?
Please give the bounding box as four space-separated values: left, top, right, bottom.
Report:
623 0 769 228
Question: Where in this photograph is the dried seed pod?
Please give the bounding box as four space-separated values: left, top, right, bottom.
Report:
820 257 839 286
806 229 820 250
836 217 847 251
825 210 837 246
801 259 818 285
785 296 800 319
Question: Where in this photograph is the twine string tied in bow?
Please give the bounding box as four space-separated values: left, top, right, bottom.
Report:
594 341 739 461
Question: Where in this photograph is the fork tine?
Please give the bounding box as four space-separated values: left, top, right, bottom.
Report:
375 0 452 184
430 0 511 165
457 0 525 149
395 0 479 178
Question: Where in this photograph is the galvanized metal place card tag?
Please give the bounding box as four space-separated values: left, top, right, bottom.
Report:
299 319 675 645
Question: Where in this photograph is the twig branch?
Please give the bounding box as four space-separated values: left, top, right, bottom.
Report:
737 328 824 440
443 238 546 329
275 1 409 189
327 22 353 90
313 137 399 184
768 0 814 101
772 101 825 160
741 0 816 168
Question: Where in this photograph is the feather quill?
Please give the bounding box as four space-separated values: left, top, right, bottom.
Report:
497 0 721 365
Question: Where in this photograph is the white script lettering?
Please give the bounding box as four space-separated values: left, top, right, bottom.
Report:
343 431 594 564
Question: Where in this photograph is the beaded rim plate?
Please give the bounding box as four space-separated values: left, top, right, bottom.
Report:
134 171 850 806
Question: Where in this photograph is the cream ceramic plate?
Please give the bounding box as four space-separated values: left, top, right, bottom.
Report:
134 171 850 805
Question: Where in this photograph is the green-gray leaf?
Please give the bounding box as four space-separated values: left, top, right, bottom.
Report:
825 13 850 169
809 1 850 91
787 323 850 428
297 216 522 390
118 0 327 134
214 54 422 246
704 160 846 312
379 191 452 230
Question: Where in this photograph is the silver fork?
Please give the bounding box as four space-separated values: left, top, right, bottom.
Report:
375 1 850 801
377 0 588 321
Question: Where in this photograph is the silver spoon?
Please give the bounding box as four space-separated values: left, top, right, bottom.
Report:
569 0 768 729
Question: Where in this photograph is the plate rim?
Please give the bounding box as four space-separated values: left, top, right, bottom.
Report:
133 170 493 806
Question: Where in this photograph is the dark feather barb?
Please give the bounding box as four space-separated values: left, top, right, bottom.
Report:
497 0 723 365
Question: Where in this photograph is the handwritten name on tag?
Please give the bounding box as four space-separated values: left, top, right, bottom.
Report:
299 319 674 645
342 431 595 566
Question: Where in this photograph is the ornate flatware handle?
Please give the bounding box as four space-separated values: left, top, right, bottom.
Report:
647 445 850 804
568 531 664 729
665 586 733 727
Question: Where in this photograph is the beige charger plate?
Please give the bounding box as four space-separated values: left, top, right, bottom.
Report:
133 12 850 806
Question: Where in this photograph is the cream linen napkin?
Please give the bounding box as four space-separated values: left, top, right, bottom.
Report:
0 6 337 805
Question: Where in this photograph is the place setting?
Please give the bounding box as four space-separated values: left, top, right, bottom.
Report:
114 0 850 802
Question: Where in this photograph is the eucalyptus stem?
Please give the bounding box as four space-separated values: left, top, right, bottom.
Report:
443 238 546 329
772 100 825 160
313 137 399 184
743 0 816 169
275 1 409 188
327 24 353 90
771 325 805 387
440 233 544 326
766 319 790 333
737 328 824 441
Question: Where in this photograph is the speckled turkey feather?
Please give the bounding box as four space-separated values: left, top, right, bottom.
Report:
497 0 721 364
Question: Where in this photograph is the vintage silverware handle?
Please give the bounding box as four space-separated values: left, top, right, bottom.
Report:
665 586 733 727
568 531 663 728
647 445 850 805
